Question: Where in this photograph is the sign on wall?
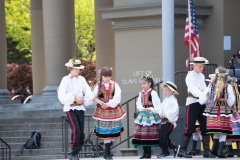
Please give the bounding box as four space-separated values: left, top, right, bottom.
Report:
121 70 161 85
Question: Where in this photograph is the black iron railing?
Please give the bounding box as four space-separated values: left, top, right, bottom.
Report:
0 138 11 160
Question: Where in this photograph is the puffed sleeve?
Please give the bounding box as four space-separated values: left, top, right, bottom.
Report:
136 93 144 112
186 73 207 98
199 84 211 105
106 82 121 108
164 98 179 123
82 78 96 106
58 77 74 105
149 90 161 114
227 84 235 107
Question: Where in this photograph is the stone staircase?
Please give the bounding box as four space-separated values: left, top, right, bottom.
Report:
0 102 95 160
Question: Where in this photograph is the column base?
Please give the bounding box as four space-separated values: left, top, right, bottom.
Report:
31 86 59 103
0 89 10 99
0 89 21 104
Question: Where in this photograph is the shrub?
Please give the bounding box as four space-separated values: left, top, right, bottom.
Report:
7 63 32 103
7 60 96 103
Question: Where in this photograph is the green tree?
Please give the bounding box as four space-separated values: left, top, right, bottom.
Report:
5 0 31 64
75 0 96 61
5 0 96 63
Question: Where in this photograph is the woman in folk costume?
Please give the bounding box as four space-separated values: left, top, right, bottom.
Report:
200 67 235 158
92 67 126 160
225 77 240 157
131 75 161 159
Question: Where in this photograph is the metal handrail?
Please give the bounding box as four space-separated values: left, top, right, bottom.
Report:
0 138 11 160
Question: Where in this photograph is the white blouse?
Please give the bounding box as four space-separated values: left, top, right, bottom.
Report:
186 70 207 106
136 89 161 114
159 95 179 128
92 80 121 108
58 74 95 112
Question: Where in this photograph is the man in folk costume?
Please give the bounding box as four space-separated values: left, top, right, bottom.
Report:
157 81 180 158
58 59 98 160
177 57 214 158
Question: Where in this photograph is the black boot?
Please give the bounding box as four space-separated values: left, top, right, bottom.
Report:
187 140 198 156
145 146 151 159
70 147 79 160
202 136 215 158
217 142 227 158
157 148 169 158
226 144 234 157
177 135 192 158
237 141 240 157
140 146 147 159
69 154 78 160
104 143 113 160
169 141 180 158
210 139 219 156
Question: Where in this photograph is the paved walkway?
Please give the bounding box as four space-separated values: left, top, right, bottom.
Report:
49 155 219 160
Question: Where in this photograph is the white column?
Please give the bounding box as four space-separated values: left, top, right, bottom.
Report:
33 0 75 102
30 0 46 95
0 0 10 100
162 0 174 84
94 0 115 79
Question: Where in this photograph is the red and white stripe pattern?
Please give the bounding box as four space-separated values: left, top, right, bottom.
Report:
185 0 200 70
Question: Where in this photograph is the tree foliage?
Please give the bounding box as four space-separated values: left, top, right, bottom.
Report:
5 0 31 64
5 0 96 99
5 0 96 63
75 0 96 61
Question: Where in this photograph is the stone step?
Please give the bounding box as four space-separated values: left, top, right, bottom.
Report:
0 102 96 112
0 129 64 137
0 102 63 111
8 141 64 150
3 136 63 143
0 123 62 131
12 148 66 156
0 109 64 118
0 116 61 124
0 103 97 160
11 154 68 160
0 99 21 104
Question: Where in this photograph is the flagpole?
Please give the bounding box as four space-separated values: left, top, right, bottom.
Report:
188 0 192 70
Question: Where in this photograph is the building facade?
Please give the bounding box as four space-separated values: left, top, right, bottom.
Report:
1 0 240 155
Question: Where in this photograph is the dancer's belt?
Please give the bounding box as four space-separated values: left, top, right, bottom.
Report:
70 102 82 107
188 93 199 99
162 118 169 122
143 105 153 108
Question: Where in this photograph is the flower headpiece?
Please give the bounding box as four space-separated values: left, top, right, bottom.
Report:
141 75 153 81
99 67 113 74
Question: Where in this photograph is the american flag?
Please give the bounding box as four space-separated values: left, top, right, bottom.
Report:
185 0 200 70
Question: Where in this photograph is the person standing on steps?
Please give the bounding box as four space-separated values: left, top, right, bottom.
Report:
177 57 214 158
132 75 162 159
58 58 99 160
92 66 126 160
